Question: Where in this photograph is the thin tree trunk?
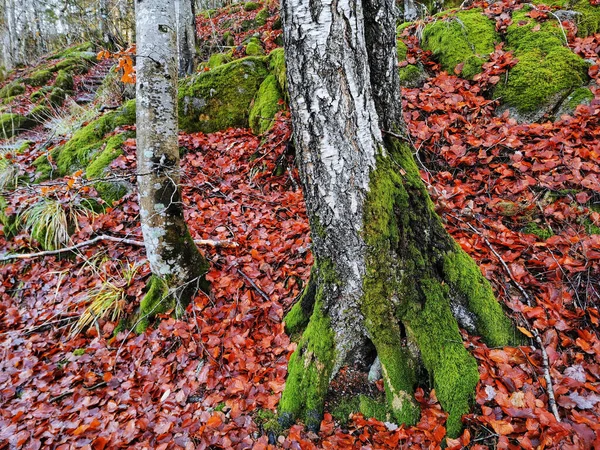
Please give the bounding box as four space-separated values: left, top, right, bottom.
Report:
279 0 517 437
175 0 197 76
136 0 209 324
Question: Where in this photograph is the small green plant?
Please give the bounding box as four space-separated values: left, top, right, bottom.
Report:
21 196 90 250
70 260 141 336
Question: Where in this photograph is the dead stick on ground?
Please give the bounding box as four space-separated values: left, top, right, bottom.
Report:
0 235 238 262
237 268 270 301
463 220 561 422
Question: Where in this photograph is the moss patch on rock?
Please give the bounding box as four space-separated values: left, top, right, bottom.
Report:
496 9 589 117
421 9 499 79
0 83 25 99
86 131 134 204
269 48 287 94
245 37 265 56
572 0 600 37
40 99 135 177
179 56 269 133
54 70 74 92
249 74 283 134
24 69 53 87
208 52 232 69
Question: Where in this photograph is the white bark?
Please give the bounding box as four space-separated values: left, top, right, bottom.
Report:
136 0 208 297
282 0 384 369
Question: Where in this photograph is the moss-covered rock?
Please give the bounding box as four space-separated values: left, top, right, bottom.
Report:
0 114 32 139
556 86 595 118
178 56 269 133
249 74 283 134
40 99 136 177
86 132 134 204
245 37 265 56
397 40 429 87
269 48 287 94
495 8 589 121
208 52 232 69
255 7 270 26
51 42 94 59
0 83 25 99
54 70 74 92
244 1 261 11
421 9 499 79
0 195 18 237
52 57 90 75
135 276 171 333
24 70 53 87
573 0 600 37
49 87 67 107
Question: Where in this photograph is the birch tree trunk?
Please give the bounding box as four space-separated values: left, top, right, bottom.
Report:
278 0 518 437
175 0 197 76
135 0 209 329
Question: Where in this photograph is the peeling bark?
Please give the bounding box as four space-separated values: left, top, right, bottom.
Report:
136 0 209 316
279 0 517 437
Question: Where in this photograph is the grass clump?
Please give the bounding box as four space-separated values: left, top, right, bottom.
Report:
71 260 140 336
21 196 92 250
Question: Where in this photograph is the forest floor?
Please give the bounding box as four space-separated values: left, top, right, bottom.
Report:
1 0 600 449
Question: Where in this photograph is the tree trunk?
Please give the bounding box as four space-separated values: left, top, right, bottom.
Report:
279 0 517 437
175 0 197 76
135 0 209 331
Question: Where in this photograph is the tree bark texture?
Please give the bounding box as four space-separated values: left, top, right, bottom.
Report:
176 0 197 76
136 0 209 319
279 0 517 437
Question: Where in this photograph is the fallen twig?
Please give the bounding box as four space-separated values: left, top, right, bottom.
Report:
0 235 238 262
237 268 270 301
463 219 561 422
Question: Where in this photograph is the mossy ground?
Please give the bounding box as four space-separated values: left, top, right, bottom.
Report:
421 9 499 79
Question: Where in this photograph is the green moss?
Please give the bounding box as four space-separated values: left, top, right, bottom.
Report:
30 90 46 103
397 40 408 61
269 48 287 94
362 149 421 426
86 132 133 204
249 74 283 135
73 348 86 356
208 52 232 69
0 195 18 237
255 7 270 26
28 105 51 122
0 83 25 99
245 37 265 56
53 57 90 75
404 278 480 438
278 262 337 431
399 64 425 86
178 57 269 133
49 99 135 176
567 87 594 109
24 70 53 87
0 113 34 139
331 396 360 425
573 0 600 37
284 300 311 338
523 222 555 240
135 275 171 333
244 1 261 11
497 9 589 113
443 248 516 347
496 47 588 113
421 9 498 79
359 395 391 422
54 70 74 92
51 42 94 59
49 87 67 107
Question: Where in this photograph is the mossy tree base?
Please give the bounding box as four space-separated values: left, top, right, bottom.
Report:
280 139 519 438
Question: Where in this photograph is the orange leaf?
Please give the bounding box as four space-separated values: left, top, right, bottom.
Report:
517 326 534 338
